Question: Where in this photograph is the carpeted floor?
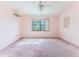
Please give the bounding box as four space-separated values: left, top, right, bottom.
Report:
0 38 79 57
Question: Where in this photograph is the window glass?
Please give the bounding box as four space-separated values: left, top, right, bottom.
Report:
32 20 49 31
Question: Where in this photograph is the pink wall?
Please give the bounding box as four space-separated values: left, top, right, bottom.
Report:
59 2 79 46
21 16 59 38
0 2 21 50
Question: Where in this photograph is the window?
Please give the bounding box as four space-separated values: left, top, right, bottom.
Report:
32 20 49 31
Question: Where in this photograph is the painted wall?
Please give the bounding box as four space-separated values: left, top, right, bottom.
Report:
0 2 21 50
59 2 79 46
21 16 59 38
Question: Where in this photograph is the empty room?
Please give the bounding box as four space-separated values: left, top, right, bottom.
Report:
0 1 79 57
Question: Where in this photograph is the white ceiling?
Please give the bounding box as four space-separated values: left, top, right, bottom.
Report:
6 1 73 16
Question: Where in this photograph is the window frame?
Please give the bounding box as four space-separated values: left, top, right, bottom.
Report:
32 19 50 32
